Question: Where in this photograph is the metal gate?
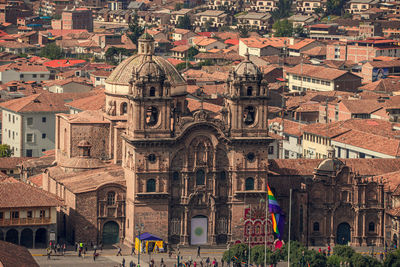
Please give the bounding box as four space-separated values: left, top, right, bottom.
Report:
102 221 120 244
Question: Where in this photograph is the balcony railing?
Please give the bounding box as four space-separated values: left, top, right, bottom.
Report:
0 217 51 226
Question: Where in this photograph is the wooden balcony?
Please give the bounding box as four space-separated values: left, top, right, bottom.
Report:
0 217 51 226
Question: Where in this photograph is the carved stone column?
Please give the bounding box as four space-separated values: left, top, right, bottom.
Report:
182 206 189 245
211 204 216 245
362 211 367 246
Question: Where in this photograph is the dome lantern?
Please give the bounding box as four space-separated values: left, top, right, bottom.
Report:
138 31 155 55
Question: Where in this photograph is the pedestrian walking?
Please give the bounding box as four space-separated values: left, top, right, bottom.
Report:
83 249 86 259
47 247 51 260
122 258 126 267
62 243 66 256
327 245 331 256
117 246 123 256
161 258 165 267
194 261 197 267
131 246 136 255
206 257 210 267
200 260 204 267
221 258 224 267
93 251 97 261
100 242 103 251
212 258 216 267
130 260 135 267
197 246 201 257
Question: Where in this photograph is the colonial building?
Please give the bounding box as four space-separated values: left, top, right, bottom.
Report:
35 33 400 248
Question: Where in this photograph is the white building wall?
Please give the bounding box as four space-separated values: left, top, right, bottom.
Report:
1 110 22 157
333 141 396 159
282 135 303 158
0 70 50 83
22 112 59 157
288 73 335 92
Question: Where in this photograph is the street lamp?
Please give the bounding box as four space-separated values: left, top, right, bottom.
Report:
136 223 144 266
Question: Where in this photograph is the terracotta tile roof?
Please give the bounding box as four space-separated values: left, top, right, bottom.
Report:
47 164 125 194
187 97 222 113
174 28 191 35
44 77 91 87
0 40 34 48
0 92 94 113
302 46 326 56
215 32 239 40
44 59 86 68
366 60 400 68
0 240 39 267
340 99 384 114
286 64 353 80
0 178 63 208
240 37 289 49
90 70 111 77
359 78 400 94
193 37 219 47
268 158 400 177
288 39 316 50
269 117 306 137
28 173 43 188
171 45 190 52
0 62 48 72
65 90 105 111
59 109 109 124
0 157 31 169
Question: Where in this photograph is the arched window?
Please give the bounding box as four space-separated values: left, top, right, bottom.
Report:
245 177 254 191
219 171 226 180
247 86 253 96
173 171 179 181
121 102 128 115
107 191 115 205
149 87 156 97
369 222 375 232
196 169 205 185
313 222 320 232
146 179 156 192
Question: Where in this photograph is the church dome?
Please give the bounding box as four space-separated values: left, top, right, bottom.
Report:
234 52 260 77
316 158 344 173
106 32 186 97
136 55 165 78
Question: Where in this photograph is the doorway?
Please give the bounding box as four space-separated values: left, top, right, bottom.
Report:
102 221 120 244
337 222 351 245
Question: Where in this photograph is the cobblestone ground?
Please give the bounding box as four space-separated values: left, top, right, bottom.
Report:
31 245 387 267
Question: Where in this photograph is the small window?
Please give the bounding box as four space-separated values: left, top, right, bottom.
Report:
146 179 156 192
268 146 274 155
11 211 19 219
27 117 33 125
40 210 45 218
27 211 33 218
42 133 46 139
40 74 45 78
246 152 255 162
107 192 116 205
245 177 254 190
369 222 375 232
42 149 46 152
0 212 3 219
20 74 24 78
42 117 46 123
247 86 253 96
196 169 205 185
26 149 32 157
26 133 34 143
173 171 179 181
219 171 226 180
148 154 156 163
149 87 156 97
313 222 320 232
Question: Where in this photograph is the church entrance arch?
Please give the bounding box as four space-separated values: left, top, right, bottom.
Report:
191 215 207 245
102 221 120 245
337 222 351 245
20 228 33 248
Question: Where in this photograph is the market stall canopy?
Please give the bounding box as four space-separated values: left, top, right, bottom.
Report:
136 232 162 241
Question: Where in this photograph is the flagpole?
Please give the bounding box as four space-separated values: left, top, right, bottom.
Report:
287 188 292 267
264 180 268 267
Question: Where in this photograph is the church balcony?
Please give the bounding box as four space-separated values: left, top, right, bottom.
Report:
0 217 51 226
136 192 169 199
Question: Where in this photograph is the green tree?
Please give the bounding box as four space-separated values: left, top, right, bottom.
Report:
187 46 199 60
326 0 345 15
40 42 63 59
128 13 144 46
105 47 132 64
384 249 400 267
271 0 292 20
0 144 12 157
223 244 249 264
238 25 250 38
175 62 188 71
203 20 213 32
176 14 192 30
332 245 355 259
314 6 325 17
174 3 182 11
293 25 306 37
327 254 347 267
273 19 293 37
350 253 382 267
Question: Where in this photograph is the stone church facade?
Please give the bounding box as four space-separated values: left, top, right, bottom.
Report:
39 33 400 248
